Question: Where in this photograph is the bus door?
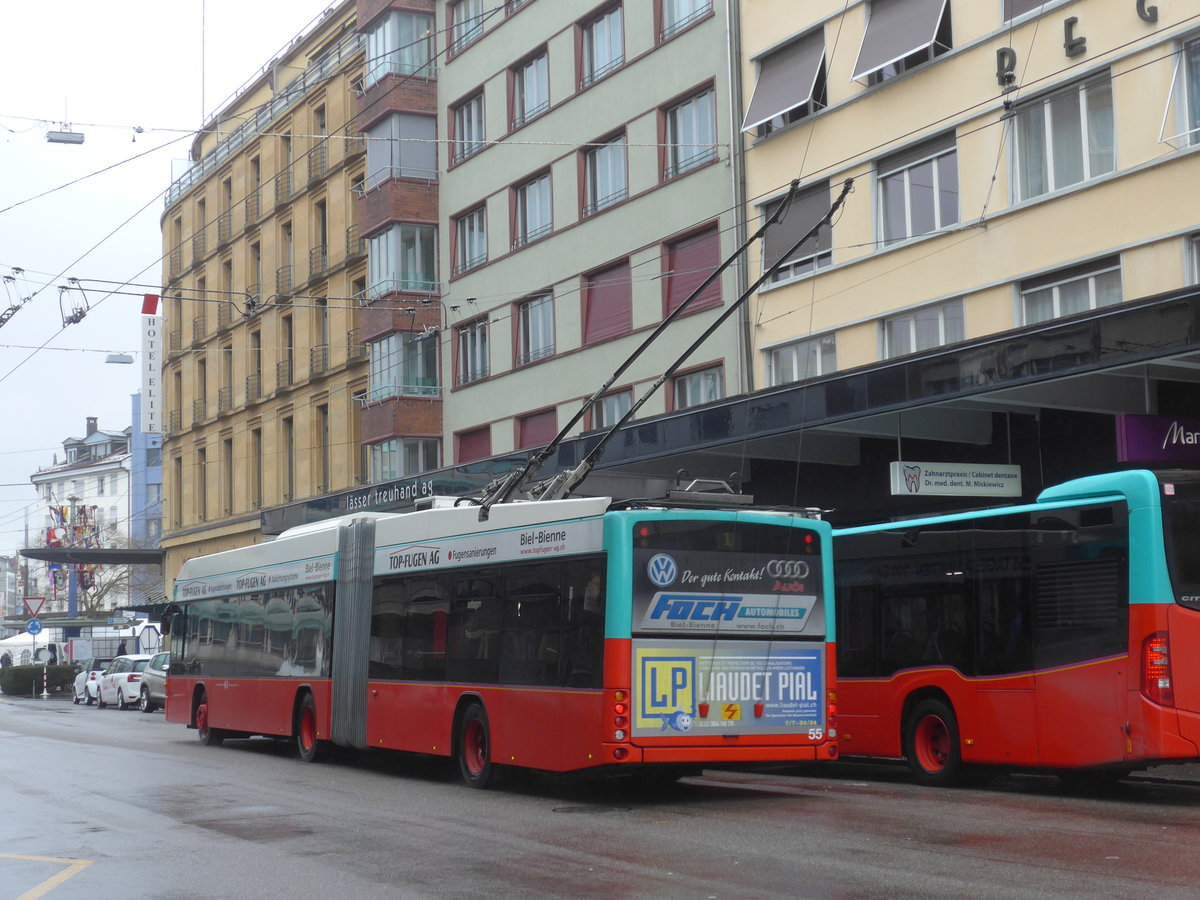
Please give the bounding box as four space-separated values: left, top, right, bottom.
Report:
1028 509 1129 768
1157 477 1200 745
969 524 1038 767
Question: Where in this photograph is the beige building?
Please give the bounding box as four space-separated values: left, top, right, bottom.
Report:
739 0 1200 389
159 2 369 580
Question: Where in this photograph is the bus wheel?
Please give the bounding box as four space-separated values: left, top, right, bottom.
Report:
295 693 329 763
197 694 224 747
904 698 963 787
457 702 497 789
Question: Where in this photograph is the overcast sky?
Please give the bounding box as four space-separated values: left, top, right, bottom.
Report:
0 1 335 554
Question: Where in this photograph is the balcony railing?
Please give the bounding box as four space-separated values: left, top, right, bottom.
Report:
308 142 327 182
309 245 328 281
168 331 182 353
276 359 294 391
245 190 260 224
276 170 293 205
310 344 329 377
345 224 364 260
276 265 293 295
346 329 368 362
217 212 233 244
345 135 366 157
191 315 206 346
169 249 183 278
192 231 207 261
246 372 262 403
217 386 232 415
217 300 233 330
167 410 182 434
192 397 207 425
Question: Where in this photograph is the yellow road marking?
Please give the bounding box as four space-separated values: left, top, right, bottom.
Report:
2 855 93 900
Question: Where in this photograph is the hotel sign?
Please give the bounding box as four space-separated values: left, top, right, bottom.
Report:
1116 414 1200 464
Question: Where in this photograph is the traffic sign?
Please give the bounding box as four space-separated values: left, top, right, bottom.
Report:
26 618 43 635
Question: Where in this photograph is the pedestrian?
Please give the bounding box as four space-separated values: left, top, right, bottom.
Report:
116 639 127 656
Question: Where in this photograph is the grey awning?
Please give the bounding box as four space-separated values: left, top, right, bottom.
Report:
742 29 826 132
852 0 948 81
20 547 164 566
761 181 832 269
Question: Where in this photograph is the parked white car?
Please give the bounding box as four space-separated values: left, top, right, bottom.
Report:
97 655 153 709
72 657 113 705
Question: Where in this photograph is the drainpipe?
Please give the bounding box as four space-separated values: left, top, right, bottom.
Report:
725 0 753 394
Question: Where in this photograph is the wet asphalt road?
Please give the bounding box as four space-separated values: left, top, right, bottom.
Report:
4 693 1200 899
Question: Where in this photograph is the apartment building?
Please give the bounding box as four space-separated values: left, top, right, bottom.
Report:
428 0 742 467
160 2 369 579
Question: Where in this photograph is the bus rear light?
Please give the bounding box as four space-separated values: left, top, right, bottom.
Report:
614 716 628 729
614 729 627 741
613 747 629 760
613 690 627 702
1141 632 1175 707
613 702 627 715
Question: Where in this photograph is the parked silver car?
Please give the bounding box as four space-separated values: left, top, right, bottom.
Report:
97 654 153 709
138 651 169 713
72 657 113 705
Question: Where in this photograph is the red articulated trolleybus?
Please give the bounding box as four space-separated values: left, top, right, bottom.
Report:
833 469 1200 785
165 494 837 786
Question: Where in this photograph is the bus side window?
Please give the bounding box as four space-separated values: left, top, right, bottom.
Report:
560 559 604 689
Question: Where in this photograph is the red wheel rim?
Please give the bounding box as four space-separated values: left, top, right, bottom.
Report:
914 714 950 773
464 717 486 775
197 702 209 736
301 704 317 750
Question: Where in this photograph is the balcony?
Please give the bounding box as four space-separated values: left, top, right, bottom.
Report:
276 265 293 296
168 331 182 354
167 410 182 434
192 231 207 262
308 142 327 183
192 397 207 425
310 344 329 377
217 300 233 330
345 135 366 158
217 386 232 415
169 249 183 278
309 245 328 282
345 224 364 261
245 190 260 225
191 315 206 346
246 372 262 403
217 211 233 245
276 359 293 391
275 170 293 206
346 329 368 362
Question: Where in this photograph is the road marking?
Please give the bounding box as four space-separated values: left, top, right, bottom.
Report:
2 855 93 900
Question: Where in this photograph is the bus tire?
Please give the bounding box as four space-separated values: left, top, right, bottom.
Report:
457 701 498 789
197 693 224 747
295 693 329 763
904 697 964 787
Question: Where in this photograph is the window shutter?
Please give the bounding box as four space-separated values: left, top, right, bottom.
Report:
583 260 632 344
457 426 491 463
761 182 831 270
666 227 721 315
518 409 557 449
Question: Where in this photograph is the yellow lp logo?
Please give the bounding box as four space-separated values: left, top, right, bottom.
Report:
635 651 696 733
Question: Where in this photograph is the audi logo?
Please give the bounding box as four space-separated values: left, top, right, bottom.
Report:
766 559 811 578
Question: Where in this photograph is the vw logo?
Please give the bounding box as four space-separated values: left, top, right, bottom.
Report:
647 554 678 587
766 559 810 579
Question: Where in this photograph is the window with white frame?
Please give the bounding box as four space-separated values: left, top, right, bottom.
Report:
452 93 485 163
450 0 485 54
1013 74 1114 201
512 51 549 128
1021 256 1122 325
584 134 627 215
674 367 723 409
454 207 487 273
368 331 439 401
457 319 489 384
879 132 958 244
661 0 711 41
883 299 964 358
766 335 836 386
365 10 433 86
1185 36 1200 145
515 294 554 365
593 390 632 429
368 224 437 295
854 0 952 85
581 6 623 87
514 173 552 247
371 438 440 482
664 89 717 179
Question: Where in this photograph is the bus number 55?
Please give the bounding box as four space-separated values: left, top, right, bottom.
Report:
808 728 824 740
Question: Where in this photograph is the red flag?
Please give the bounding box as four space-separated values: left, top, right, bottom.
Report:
142 293 160 315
